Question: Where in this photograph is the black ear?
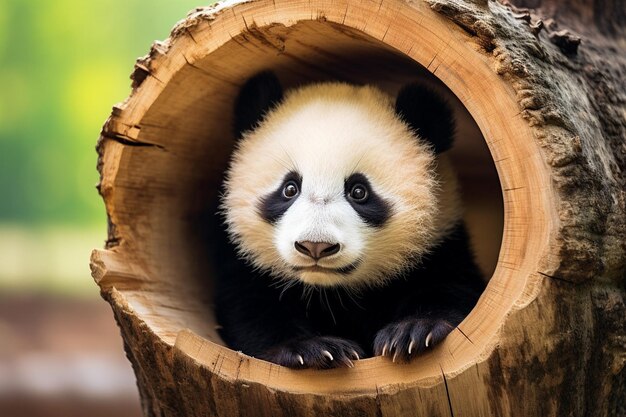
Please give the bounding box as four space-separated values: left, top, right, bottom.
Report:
395 84 455 154
233 71 284 139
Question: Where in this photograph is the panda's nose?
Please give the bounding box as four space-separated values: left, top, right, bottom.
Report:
295 241 340 260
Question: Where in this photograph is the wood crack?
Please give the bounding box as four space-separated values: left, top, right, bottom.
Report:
440 365 456 417
538 271 577 285
456 326 474 345
100 131 166 150
374 384 384 417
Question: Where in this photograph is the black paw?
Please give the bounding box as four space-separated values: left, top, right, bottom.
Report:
373 315 460 363
259 336 365 370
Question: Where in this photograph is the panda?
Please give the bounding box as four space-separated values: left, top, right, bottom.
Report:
213 71 485 369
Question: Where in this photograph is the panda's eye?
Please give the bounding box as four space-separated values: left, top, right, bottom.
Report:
282 181 299 198
349 184 368 202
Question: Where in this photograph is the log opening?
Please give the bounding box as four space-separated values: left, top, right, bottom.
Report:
91 0 558 412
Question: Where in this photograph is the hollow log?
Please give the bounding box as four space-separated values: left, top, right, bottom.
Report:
90 0 626 416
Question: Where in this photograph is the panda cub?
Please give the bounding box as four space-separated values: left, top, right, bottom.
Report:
215 71 485 369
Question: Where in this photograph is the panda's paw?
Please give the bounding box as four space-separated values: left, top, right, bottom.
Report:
373 315 459 363
260 336 365 370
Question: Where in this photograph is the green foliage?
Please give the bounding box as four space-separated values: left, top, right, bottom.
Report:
0 0 211 226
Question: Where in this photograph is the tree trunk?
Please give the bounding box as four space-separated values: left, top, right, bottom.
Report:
90 0 625 416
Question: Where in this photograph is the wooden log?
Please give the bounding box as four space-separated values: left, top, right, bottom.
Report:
91 0 626 416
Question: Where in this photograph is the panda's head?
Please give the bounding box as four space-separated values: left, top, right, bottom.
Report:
222 71 462 288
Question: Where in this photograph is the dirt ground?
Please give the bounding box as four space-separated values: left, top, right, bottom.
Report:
0 294 142 417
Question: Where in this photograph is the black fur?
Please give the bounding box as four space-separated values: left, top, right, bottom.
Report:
395 84 455 154
233 71 284 139
259 171 302 224
259 336 364 369
344 173 392 227
214 222 485 369
216 74 484 369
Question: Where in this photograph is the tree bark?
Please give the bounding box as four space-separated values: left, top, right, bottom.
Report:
91 0 625 416
509 0 626 37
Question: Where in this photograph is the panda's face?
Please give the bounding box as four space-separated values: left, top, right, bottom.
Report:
223 82 460 288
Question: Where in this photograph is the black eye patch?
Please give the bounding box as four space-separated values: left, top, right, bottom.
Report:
258 171 302 224
344 173 391 227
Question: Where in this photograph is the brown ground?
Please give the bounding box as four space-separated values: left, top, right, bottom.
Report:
0 294 142 417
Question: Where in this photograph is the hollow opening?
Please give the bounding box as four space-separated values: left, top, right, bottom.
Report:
97 1 553 390
110 20 502 350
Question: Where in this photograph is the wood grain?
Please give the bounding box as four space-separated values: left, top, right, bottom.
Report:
91 0 625 415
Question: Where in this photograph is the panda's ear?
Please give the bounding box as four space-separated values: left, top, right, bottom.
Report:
395 83 455 154
233 70 284 139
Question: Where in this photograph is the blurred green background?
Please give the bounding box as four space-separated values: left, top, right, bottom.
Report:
0 2 213 416
0 0 212 295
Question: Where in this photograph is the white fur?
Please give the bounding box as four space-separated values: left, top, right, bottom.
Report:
222 82 461 288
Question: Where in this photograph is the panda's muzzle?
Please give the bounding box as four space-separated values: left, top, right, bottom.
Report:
294 241 341 260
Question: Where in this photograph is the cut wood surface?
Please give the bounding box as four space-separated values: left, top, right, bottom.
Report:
91 0 625 416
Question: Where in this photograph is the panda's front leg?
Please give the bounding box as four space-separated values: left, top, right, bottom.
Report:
217 275 365 369
259 335 365 370
372 309 465 363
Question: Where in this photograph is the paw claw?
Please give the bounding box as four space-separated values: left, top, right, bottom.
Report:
391 338 399 349
374 314 462 363
261 336 364 369
425 332 433 348
352 350 360 360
